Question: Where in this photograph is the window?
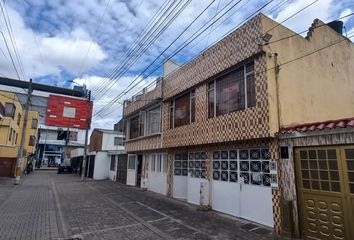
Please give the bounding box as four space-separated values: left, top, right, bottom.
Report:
212 149 271 187
174 152 206 178
163 157 168 173
146 106 161 134
9 127 12 141
63 106 76 118
110 155 116 171
12 129 15 144
4 103 16 118
151 155 156 172
129 115 140 139
171 90 195 128
128 155 136 169
31 119 38 129
114 137 124 146
157 154 162 172
208 61 255 118
17 113 21 126
128 105 162 139
0 103 5 116
15 133 18 144
139 111 145 137
29 135 36 146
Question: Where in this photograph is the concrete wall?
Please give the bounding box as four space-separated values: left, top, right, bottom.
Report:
102 132 124 151
262 16 354 133
93 151 110 180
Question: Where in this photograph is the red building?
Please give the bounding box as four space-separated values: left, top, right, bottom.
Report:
45 95 93 129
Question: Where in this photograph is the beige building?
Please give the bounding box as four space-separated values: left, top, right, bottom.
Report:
123 14 354 239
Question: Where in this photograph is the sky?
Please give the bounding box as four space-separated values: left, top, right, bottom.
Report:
1 0 353 130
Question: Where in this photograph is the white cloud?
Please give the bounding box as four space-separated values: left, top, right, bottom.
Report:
0 4 106 80
71 74 157 130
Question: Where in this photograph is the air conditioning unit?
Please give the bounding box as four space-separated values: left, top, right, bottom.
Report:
200 180 210 207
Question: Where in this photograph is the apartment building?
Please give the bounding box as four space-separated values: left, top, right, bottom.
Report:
0 91 39 177
123 13 354 239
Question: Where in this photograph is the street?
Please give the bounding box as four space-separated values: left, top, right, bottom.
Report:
0 171 281 240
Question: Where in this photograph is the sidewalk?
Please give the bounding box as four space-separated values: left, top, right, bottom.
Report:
0 173 60 240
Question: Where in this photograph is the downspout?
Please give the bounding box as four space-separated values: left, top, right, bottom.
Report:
274 53 281 131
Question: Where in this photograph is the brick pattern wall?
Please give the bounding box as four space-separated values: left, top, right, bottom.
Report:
163 54 270 148
89 131 103 152
125 134 163 152
123 80 162 117
163 15 263 99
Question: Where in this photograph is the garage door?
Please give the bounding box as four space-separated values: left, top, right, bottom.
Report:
295 146 354 240
211 149 273 227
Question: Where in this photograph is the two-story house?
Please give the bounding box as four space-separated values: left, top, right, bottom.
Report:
123 13 354 239
84 128 125 181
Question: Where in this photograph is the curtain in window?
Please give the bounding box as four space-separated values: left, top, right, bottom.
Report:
216 67 245 116
129 116 139 139
174 92 190 127
147 106 161 134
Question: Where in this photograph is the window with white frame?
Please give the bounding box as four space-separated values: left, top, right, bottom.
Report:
128 104 161 139
114 137 124 146
128 155 136 169
150 153 165 173
146 106 161 134
110 155 116 171
169 90 195 128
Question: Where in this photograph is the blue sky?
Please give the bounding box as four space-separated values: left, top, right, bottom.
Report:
1 0 353 129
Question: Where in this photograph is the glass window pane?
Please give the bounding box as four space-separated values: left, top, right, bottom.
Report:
246 73 256 108
129 115 139 139
215 67 245 116
174 92 191 127
147 106 161 134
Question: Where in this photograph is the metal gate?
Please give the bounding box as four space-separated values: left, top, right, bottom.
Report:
117 154 127 184
295 146 354 240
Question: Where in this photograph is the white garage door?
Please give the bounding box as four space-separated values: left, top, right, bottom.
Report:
211 149 274 227
147 153 167 195
173 152 206 203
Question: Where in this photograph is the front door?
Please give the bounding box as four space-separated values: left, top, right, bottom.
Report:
136 155 143 187
295 146 354 240
117 154 127 184
127 154 137 186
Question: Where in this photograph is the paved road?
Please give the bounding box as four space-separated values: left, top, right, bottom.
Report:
0 171 284 240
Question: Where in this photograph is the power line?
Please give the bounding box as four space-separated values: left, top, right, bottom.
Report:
77 0 111 83
97 0 326 116
95 0 271 116
100 29 354 118
92 0 191 98
89 0 177 94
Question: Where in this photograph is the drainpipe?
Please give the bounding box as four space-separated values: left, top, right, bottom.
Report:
274 53 281 131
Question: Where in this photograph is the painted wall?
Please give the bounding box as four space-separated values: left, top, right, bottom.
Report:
93 151 110 180
102 132 125 151
262 16 354 133
147 153 167 195
46 94 92 130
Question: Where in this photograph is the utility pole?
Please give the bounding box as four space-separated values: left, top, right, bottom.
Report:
81 90 91 181
15 78 32 185
62 122 70 163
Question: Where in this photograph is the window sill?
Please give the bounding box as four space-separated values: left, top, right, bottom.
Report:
126 133 161 142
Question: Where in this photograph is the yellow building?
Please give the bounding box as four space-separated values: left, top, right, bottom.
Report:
0 91 40 177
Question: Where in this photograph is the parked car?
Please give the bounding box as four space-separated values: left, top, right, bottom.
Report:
58 160 72 174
